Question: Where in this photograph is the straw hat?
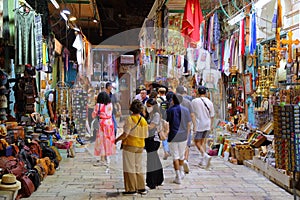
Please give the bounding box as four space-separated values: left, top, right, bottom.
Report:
0 174 21 190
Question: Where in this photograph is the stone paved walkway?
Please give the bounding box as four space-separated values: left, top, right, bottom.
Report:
26 139 295 200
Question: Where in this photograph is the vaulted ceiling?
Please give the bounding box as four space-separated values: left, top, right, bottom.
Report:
47 0 247 55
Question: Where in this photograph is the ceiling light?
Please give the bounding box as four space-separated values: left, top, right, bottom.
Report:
69 16 77 21
62 8 71 15
93 19 98 23
50 0 59 9
60 11 68 21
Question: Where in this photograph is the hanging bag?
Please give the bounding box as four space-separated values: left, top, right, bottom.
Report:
92 104 101 131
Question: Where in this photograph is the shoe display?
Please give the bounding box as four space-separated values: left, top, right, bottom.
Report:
122 191 137 196
173 177 181 184
183 160 190 174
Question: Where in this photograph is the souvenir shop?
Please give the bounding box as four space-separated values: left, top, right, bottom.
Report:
138 0 300 196
0 0 109 198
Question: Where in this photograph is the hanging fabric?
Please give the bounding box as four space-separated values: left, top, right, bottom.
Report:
181 0 204 47
220 40 225 72
213 12 220 51
15 8 37 69
223 39 230 76
250 12 257 55
239 19 245 57
35 15 43 71
272 0 283 30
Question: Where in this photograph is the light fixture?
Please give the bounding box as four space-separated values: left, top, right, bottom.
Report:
60 11 68 21
50 0 59 9
93 18 98 23
69 16 77 21
62 8 71 15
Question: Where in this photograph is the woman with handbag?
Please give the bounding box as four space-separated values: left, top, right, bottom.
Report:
92 92 116 166
115 100 148 195
144 98 164 189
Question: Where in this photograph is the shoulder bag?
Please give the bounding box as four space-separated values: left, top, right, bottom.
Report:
92 104 101 130
200 97 210 116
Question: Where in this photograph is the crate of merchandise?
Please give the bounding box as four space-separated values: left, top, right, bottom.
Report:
234 145 254 164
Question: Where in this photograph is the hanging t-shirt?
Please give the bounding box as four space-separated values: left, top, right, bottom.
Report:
72 33 83 66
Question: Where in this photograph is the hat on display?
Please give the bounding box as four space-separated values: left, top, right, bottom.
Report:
0 70 8 86
0 115 7 121
0 86 9 95
176 86 185 94
198 86 207 94
26 126 34 134
0 108 6 115
0 174 21 190
0 124 7 137
0 95 7 109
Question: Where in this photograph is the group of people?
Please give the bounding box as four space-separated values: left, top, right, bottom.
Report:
91 82 215 196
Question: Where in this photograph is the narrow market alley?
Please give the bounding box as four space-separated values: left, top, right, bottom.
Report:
26 135 294 200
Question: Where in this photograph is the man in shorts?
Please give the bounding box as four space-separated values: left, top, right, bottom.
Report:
175 86 195 174
166 94 192 184
191 86 215 169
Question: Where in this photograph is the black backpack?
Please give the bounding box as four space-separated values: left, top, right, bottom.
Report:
159 97 169 120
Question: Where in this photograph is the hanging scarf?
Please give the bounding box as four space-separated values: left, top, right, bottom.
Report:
250 12 257 55
223 39 230 76
213 12 220 48
239 19 245 56
220 40 225 72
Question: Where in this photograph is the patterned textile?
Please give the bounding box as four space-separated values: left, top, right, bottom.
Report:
93 103 116 157
35 15 43 70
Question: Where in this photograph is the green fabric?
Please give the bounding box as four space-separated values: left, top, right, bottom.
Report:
15 10 36 68
8 0 15 45
51 57 58 89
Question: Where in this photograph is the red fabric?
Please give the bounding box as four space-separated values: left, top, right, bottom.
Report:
181 0 204 47
239 19 245 56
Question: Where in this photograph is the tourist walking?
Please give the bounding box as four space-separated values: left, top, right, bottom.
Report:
92 92 116 166
144 98 164 189
166 94 192 184
176 86 195 174
191 86 215 169
115 100 148 195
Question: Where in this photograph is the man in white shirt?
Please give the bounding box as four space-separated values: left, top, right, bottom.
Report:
191 86 215 169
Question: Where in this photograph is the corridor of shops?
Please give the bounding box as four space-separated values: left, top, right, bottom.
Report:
1 0 300 199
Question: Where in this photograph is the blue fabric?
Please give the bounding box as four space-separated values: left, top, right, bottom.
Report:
250 12 257 55
213 12 220 46
166 104 192 142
